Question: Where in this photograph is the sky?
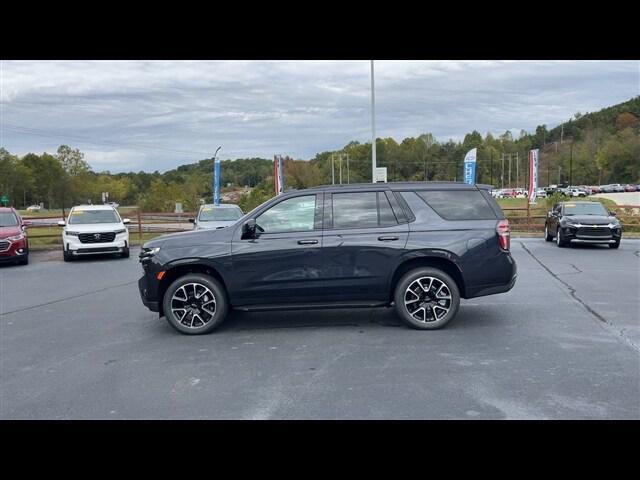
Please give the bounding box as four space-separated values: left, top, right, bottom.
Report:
1 60 638 173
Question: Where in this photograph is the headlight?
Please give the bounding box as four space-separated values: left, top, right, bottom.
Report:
114 228 127 234
139 246 160 261
65 231 80 236
8 233 24 241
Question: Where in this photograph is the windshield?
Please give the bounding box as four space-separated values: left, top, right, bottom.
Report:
0 212 19 227
68 209 120 224
198 207 243 222
563 203 608 216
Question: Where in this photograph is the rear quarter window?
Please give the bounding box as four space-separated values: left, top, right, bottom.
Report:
415 190 498 220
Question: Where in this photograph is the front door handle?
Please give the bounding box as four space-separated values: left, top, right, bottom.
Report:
298 239 318 245
378 236 399 241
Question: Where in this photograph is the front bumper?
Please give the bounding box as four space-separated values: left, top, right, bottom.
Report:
0 237 29 262
138 275 160 312
64 232 129 255
560 225 621 244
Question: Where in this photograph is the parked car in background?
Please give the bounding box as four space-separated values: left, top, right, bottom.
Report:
624 184 637 192
105 202 120 208
26 204 42 212
567 188 587 197
544 201 622 249
138 182 517 335
0 207 30 265
535 188 547 198
189 204 244 230
589 186 601 194
611 184 625 192
58 205 131 261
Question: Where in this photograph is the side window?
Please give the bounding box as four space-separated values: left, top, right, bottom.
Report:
332 191 398 229
256 195 316 233
416 190 497 220
378 192 398 227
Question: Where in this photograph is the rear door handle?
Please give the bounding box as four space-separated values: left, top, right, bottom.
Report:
378 236 399 241
298 239 318 245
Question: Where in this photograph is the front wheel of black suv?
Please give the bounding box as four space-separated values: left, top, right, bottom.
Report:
163 274 229 335
609 241 620 249
394 267 461 330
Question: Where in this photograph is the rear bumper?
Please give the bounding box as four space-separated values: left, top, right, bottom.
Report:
465 253 517 299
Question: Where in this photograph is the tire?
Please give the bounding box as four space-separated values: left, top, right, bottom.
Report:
18 255 29 266
556 228 567 248
120 247 130 259
63 247 73 262
162 273 228 335
609 241 620 249
544 224 553 241
394 267 460 330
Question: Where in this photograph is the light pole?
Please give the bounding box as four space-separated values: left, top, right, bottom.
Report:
213 146 222 205
371 60 377 183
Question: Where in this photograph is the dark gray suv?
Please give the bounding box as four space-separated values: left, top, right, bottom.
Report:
138 182 517 334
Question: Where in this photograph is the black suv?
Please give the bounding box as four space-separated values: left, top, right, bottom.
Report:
138 182 517 334
544 201 622 248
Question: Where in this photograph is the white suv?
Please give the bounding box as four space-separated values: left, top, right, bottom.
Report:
58 205 131 261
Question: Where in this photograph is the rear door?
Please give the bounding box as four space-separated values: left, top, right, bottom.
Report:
321 190 409 302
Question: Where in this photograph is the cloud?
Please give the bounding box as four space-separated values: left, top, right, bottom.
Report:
1 60 638 172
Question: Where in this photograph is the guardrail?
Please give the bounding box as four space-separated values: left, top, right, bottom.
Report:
22 203 640 245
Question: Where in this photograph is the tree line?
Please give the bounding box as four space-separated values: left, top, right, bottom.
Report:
1 96 637 213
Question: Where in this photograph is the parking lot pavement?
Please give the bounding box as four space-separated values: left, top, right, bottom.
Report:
1 240 638 419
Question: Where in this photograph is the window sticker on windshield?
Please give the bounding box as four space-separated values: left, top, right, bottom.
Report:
565 204 576 207
202 207 213 211
71 211 83 215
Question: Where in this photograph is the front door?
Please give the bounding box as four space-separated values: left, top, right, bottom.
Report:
230 193 324 306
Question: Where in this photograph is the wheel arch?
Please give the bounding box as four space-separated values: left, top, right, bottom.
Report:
157 260 229 317
389 253 466 300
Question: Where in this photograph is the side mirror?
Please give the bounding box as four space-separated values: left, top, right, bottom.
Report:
188 218 195 224
58 220 66 227
241 218 257 239
609 211 616 217
122 218 131 224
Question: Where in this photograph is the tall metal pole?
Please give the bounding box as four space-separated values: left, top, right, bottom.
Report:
213 146 222 205
339 154 343 184
569 141 573 186
490 150 493 187
331 154 335 185
370 60 377 183
347 154 350 184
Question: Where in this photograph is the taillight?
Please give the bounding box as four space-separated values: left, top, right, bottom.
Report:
497 219 510 251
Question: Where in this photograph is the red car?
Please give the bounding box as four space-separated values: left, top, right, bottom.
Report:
0 207 30 265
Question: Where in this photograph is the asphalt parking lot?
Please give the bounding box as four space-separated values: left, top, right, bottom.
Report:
1 239 639 419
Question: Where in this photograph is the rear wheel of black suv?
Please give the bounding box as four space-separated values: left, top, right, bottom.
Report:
394 268 460 330
163 273 228 335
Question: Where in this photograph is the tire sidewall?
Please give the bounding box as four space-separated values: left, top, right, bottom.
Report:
163 273 228 335
394 267 460 330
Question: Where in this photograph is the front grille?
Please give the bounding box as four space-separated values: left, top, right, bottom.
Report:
576 227 611 237
77 247 120 253
78 232 116 244
0 240 10 252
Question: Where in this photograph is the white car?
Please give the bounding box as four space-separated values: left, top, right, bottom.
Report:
58 205 131 261
26 205 42 212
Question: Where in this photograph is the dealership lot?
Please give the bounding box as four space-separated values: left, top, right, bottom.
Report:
1 239 638 419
